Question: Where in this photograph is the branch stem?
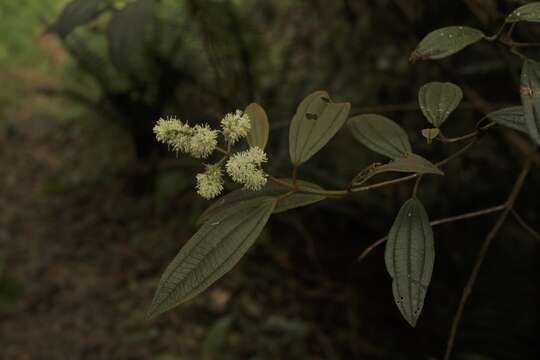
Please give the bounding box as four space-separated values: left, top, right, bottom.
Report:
443 157 533 360
268 139 477 199
511 209 540 243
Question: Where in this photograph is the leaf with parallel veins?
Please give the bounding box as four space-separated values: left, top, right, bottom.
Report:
148 197 277 318
384 198 435 327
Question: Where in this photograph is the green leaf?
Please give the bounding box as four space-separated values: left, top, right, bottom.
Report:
520 60 540 146
506 3 540 23
48 0 108 38
418 82 463 127
384 198 435 327
289 91 351 165
410 26 484 62
348 114 412 159
107 0 155 75
148 197 277 318
486 106 528 134
245 103 270 150
353 153 443 186
197 180 325 225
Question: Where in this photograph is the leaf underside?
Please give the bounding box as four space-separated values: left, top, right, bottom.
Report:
410 26 484 61
353 153 443 186
418 82 463 127
348 114 412 160
289 91 351 165
245 103 270 150
384 198 435 327
148 197 277 318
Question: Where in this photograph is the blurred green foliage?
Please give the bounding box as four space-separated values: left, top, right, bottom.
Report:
0 0 69 68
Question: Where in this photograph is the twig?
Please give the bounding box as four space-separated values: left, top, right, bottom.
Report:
511 209 540 243
357 204 506 263
443 157 533 360
268 137 478 200
412 175 423 197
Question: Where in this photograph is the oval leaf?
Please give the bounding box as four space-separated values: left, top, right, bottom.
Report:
418 82 463 127
520 60 540 146
348 114 412 159
48 0 107 38
486 106 528 134
506 3 540 23
148 197 277 318
245 103 270 150
289 91 351 165
384 198 435 327
410 26 484 62
197 180 325 225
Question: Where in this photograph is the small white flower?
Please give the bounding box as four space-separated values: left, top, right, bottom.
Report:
243 146 267 165
196 165 224 200
242 168 267 191
189 124 218 159
225 146 268 190
221 110 251 144
153 116 193 153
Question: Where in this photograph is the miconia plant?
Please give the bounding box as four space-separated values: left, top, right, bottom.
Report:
148 3 540 360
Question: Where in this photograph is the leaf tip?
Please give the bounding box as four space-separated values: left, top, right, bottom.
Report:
146 303 161 320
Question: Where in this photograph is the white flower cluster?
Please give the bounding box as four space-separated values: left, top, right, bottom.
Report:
153 112 267 199
153 117 218 159
196 165 224 200
221 110 251 144
225 147 268 190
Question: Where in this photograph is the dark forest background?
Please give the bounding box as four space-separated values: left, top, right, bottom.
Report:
0 0 539 359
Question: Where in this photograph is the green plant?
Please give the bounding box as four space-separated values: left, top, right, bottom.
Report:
146 3 540 359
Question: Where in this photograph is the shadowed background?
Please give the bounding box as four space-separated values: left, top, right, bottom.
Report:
0 0 539 359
